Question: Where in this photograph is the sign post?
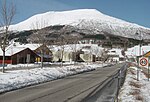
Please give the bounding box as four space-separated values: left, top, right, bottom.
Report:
139 57 148 68
139 57 149 81
148 57 150 81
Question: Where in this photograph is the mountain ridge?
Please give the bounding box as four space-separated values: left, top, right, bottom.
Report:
9 9 150 40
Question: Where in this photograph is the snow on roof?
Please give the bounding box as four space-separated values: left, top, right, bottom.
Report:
17 44 41 50
50 44 87 52
125 45 150 57
8 42 42 51
50 44 104 56
108 48 124 58
0 42 41 56
0 47 27 56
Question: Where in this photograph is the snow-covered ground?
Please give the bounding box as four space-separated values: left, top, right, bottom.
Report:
119 66 150 102
0 63 106 93
1 61 150 102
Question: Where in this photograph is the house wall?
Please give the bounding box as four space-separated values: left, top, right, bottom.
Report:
34 45 52 62
107 56 119 63
52 51 60 62
63 52 73 62
11 48 38 64
0 56 11 64
80 54 94 62
52 51 73 62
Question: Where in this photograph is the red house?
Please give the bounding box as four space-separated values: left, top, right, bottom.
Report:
0 47 39 64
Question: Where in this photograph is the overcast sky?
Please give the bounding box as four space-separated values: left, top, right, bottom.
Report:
0 0 150 28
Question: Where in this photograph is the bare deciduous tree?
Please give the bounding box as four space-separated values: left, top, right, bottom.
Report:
57 35 68 67
101 49 109 63
30 20 51 68
0 0 16 72
55 25 74 66
69 34 82 65
92 46 104 62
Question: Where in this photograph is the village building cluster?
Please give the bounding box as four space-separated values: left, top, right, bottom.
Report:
0 41 126 65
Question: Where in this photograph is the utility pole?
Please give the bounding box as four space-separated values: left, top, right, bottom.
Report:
136 31 142 81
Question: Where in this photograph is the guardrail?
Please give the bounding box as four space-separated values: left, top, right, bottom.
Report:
82 62 130 102
114 62 129 102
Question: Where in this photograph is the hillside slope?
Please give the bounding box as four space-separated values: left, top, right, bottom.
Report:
10 9 150 40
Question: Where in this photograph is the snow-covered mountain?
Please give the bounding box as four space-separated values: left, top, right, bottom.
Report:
10 9 150 39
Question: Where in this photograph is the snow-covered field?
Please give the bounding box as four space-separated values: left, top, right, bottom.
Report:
119 66 150 102
0 63 106 94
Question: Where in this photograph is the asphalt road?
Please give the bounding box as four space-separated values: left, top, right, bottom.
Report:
0 63 126 102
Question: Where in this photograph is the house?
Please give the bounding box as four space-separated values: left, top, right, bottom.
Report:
107 48 125 62
0 47 39 64
51 44 102 63
79 45 100 62
51 49 84 62
17 43 53 62
125 45 150 58
80 54 95 62
125 45 150 62
34 44 53 62
52 50 73 62
143 51 150 57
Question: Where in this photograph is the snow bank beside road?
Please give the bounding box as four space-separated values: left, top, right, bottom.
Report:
118 66 150 102
0 64 101 93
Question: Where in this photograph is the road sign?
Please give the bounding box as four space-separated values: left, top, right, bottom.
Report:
139 57 148 68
